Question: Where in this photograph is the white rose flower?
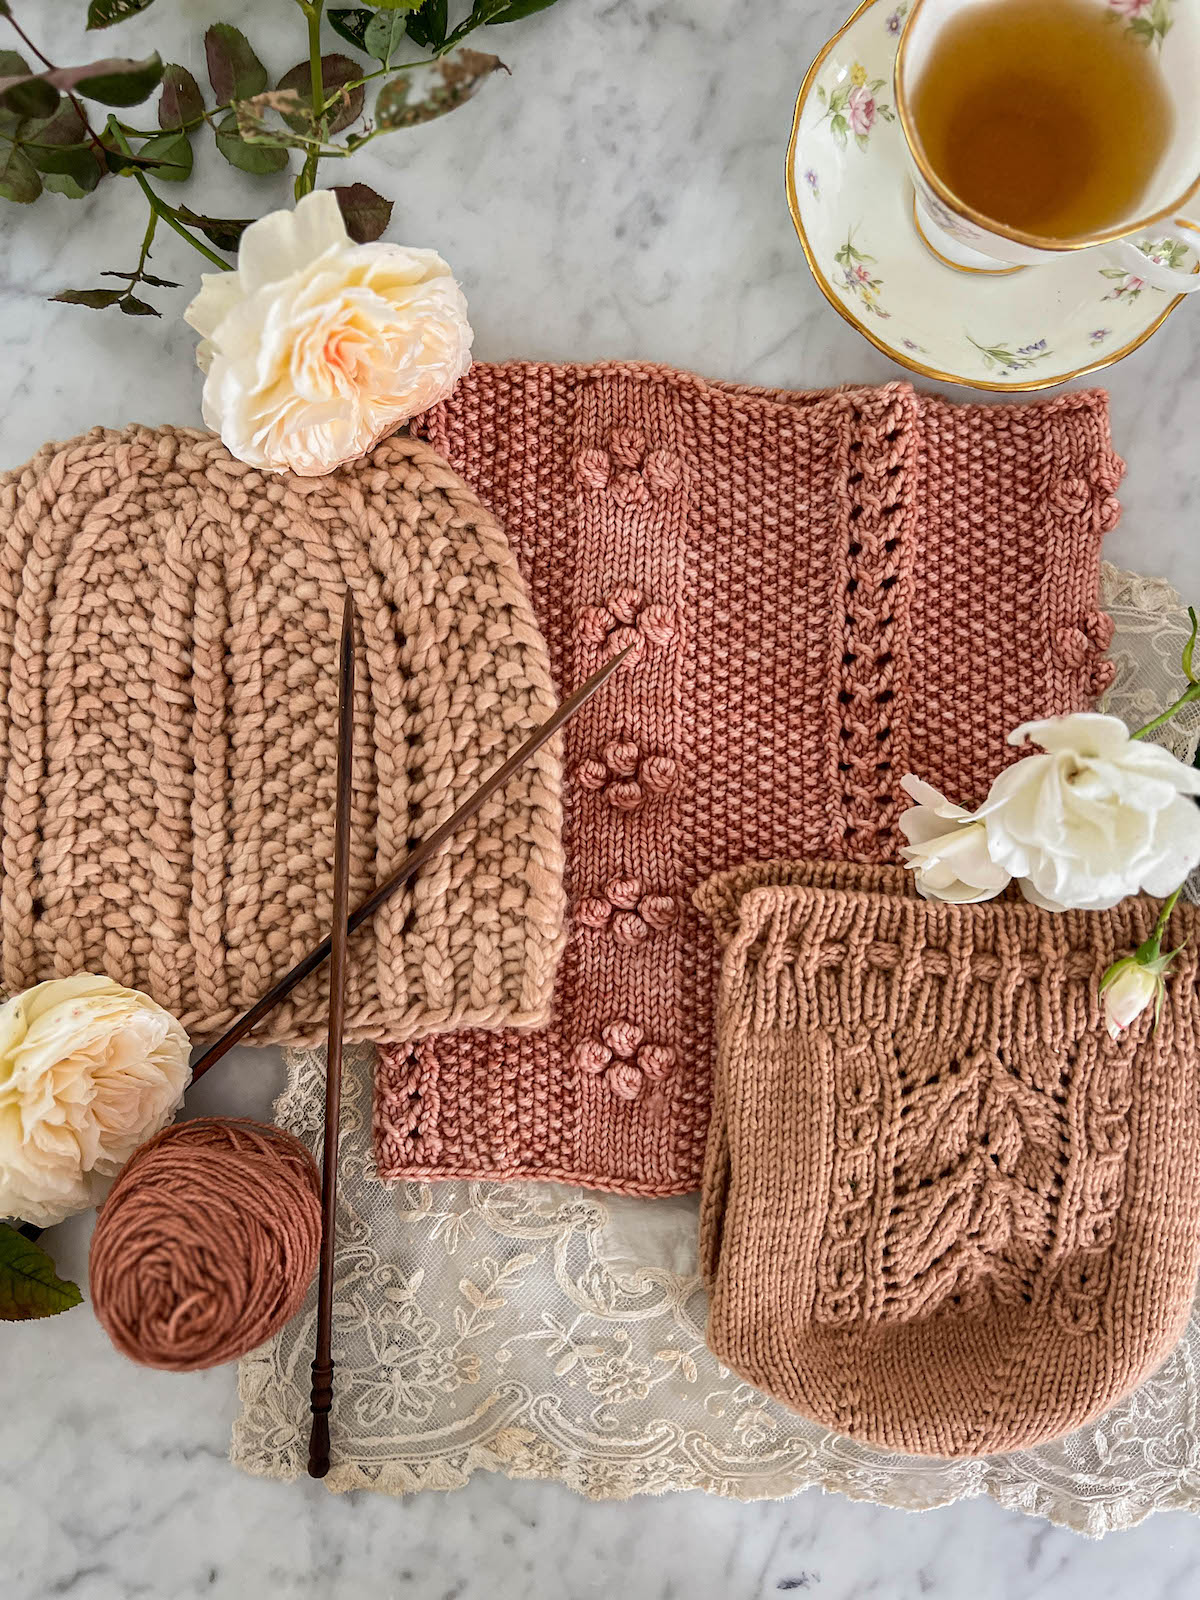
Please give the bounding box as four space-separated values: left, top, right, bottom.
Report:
184 190 473 477
0 975 191 1228
898 776 1013 903
978 713 1200 912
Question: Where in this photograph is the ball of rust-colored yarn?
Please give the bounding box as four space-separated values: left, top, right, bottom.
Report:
89 1118 321 1372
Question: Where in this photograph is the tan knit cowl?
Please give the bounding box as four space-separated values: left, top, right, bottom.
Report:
695 862 1200 1458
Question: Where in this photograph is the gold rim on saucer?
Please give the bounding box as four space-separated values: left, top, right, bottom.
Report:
783 0 1190 392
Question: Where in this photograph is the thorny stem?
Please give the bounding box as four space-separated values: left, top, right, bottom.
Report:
295 0 326 200
135 204 158 276
4 5 55 70
105 116 232 271
4 5 118 162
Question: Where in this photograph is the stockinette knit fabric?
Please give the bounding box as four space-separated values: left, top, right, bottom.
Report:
0 425 564 1045
375 362 1121 1195
694 861 1200 1458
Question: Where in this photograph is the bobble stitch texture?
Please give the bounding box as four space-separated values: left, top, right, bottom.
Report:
379 364 1122 1195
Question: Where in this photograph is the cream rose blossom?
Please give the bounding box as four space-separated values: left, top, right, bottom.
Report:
978 714 1200 912
0 975 190 1227
898 776 1013 903
184 190 473 477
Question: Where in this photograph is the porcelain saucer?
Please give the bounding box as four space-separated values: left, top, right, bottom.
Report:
785 0 1197 391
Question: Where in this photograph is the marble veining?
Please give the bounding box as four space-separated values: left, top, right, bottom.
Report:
3 2 1200 1596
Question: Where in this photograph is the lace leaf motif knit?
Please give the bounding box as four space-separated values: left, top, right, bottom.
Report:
0 425 565 1045
377 362 1122 1195
695 861 1200 1457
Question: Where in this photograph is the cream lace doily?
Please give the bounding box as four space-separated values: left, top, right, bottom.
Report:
232 565 1200 1536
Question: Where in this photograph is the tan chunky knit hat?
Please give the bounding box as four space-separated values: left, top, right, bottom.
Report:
696 861 1200 1458
0 425 564 1045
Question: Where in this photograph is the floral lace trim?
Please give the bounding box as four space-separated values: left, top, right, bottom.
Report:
233 566 1200 1535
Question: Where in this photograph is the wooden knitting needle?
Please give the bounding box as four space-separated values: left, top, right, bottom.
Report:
189 641 632 1082
307 590 356 1480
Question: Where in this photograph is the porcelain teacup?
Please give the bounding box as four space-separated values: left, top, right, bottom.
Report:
894 0 1200 289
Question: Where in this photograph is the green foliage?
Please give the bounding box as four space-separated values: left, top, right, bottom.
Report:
329 180 393 241
374 47 503 132
87 0 159 27
215 108 289 174
406 0 450 49
276 53 365 134
135 127 192 180
364 10 410 61
0 0 561 317
158 64 204 129
175 204 253 252
328 10 375 52
204 23 268 102
58 53 165 107
0 137 39 201
0 1224 82 1321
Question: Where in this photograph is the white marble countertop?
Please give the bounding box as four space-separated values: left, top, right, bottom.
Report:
3 3 1200 1597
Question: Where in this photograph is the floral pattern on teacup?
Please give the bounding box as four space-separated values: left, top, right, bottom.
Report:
967 335 1053 375
885 3 909 35
817 63 896 150
1108 0 1174 48
804 167 820 200
1089 327 1112 345
835 231 891 317
1100 239 1188 301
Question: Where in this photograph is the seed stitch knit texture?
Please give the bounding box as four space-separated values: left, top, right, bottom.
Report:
0 425 564 1045
373 362 1122 1194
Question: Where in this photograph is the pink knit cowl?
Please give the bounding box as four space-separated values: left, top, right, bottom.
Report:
375 363 1121 1196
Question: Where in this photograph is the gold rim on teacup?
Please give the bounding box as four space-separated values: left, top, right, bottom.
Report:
784 0 1192 391
908 191 1025 276
893 0 1200 253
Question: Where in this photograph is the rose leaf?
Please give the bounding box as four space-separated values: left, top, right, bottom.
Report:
328 10 375 52
374 48 504 132
0 139 41 202
0 1223 83 1320
0 75 60 120
204 23 268 103
405 0 449 49
50 286 126 306
158 64 204 129
276 54 365 135
119 294 160 316
28 141 103 194
329 182 393 242
43 54 165 108
364 11 410 62
87 0 158 27
134 128 192 180
214 109 289 175
174 205 252 252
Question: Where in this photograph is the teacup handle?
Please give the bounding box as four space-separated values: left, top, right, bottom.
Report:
1110 223 1200 293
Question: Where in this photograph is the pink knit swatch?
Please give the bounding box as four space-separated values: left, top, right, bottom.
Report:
375 363 1121 1196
